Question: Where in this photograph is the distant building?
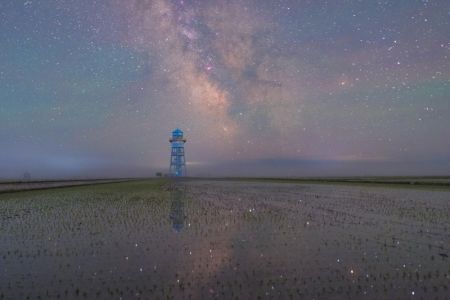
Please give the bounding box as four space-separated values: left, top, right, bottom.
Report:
169 128 187 177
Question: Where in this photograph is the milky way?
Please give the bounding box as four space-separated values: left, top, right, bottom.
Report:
1 0 449 178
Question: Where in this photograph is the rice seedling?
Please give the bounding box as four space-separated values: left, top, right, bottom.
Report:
0 179 448 298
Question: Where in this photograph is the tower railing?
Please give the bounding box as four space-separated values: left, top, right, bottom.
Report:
169 128 187 177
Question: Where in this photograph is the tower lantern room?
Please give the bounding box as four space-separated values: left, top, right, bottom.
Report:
169 128 187 177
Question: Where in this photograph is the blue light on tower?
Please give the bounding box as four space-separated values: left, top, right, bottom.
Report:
169 128 187 177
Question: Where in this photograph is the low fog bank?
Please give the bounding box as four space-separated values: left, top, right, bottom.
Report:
1 157 449 181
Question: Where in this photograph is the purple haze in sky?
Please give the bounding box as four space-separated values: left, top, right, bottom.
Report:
1 0 449 178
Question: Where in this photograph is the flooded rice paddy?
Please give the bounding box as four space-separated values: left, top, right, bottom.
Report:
0 179 449 299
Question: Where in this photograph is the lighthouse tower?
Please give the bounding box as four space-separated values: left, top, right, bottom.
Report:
169 128 187 177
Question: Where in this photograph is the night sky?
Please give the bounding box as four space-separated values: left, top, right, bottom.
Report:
1 0 449 179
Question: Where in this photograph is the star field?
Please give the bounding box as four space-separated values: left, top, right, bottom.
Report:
1 0 449 178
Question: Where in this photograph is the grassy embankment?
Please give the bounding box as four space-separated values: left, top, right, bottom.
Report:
0 178 169 198
196 176 450 190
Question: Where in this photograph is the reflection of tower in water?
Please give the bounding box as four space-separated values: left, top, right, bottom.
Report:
169 188 186 232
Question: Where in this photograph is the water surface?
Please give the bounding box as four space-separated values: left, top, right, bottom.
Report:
1 179 449 299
